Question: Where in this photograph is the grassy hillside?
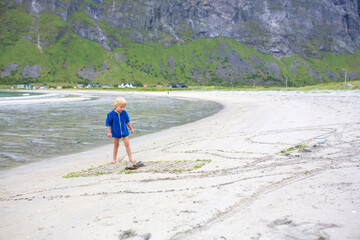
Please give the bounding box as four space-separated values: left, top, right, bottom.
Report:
1 9 359 87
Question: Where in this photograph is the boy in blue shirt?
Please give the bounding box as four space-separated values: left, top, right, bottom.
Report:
106 97 135 164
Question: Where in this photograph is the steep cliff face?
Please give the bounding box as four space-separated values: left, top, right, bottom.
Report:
6 0 359 56
1 0 360 86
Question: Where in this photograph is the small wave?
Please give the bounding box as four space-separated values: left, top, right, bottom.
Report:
0 152 28 164
0 92 63 101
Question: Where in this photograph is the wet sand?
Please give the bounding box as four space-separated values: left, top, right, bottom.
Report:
0 90 359 240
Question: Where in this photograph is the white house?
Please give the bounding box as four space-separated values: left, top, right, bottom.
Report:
25 84 35 89
119 83 136 88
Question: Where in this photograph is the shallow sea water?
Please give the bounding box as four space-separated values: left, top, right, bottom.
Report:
0 90 55 99
0 92 222 170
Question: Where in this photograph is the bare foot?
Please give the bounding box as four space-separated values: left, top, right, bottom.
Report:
130 159 136 163
110 160 116 164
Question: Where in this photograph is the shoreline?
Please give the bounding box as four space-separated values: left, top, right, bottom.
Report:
0 90 223 173
1 90 359 240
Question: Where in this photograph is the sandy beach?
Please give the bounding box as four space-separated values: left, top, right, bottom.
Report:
1 90 359 240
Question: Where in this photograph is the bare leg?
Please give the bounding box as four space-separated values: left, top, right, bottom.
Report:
123 136 135 162
111 138 120 164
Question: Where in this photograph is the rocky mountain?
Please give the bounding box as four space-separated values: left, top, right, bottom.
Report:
1 0 360 86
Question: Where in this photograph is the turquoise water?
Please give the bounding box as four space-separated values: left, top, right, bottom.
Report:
0 90 66 102
0 92 222 170
0 91 45 98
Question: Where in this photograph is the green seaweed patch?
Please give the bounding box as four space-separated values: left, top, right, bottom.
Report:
280 145 312 155
63 159 211 178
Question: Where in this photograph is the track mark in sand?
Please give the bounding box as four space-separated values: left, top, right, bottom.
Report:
144 125 346 160
169 167 330 240
0 153 319 201
259 218 339 240
246 127 335 145
169 145 359 240
3 137 357 202
0 171 297 201
3 154 343 202
1 149 340 202
118 229 151 240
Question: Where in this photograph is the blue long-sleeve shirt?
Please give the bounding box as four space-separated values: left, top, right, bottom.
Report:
105 109 130 138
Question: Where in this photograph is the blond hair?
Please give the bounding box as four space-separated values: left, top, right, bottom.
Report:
114 97 127 108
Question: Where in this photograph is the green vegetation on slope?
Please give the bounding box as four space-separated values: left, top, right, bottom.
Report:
0 9 359 87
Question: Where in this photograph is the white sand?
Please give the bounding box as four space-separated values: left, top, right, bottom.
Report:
1 90 359 240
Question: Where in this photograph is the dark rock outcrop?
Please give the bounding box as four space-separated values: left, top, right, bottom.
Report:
349 71 360 80
1 63 19 77
22 65 41 78
323 70 339 81
77 61 108 80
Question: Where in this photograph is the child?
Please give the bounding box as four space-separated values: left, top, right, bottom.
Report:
106 97 135 164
